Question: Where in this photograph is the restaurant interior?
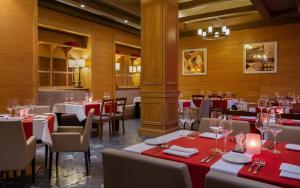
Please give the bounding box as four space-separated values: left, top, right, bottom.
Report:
1 0 300 187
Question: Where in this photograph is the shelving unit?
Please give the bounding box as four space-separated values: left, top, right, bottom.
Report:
38 26 90 88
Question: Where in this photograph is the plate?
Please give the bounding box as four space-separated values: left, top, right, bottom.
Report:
144 138 165 145
222 152 252 164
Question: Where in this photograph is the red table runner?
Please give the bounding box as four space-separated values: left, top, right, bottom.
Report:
142 136 235 188
85 103 101 116
211 100 228 110
22 115 55 140
142 135 300 188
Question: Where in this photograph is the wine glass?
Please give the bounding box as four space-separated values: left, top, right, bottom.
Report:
7 99 18 116
178 105 186 136
265 99 272 113
209 111 223 153
220 115 233 153
255 113 268 150
267 114 283 154
257 98 266 113
65 93 70 102
69 93 74 102
24 99 34 116
187 108 196 131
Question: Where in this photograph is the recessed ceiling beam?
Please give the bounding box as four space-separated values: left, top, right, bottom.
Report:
179 0 229 10
180 16 300 37
179 5 256 22
250 0 271 19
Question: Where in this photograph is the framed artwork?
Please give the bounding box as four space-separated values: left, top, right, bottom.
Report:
243 41 278 74
182 48 207 75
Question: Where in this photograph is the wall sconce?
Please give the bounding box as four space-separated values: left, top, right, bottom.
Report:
137 65 141 72
246 133 261 155
68 59 76 86
115 63 120 71
129 66 133 73
68 59 85 88
132 66 137 73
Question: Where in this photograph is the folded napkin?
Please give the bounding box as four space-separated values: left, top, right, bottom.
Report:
280 163 300 175
285 144 300 151
200 132 224 139
280 171 300 181
163 145 198 158
292 119 300 123
239 116 256 119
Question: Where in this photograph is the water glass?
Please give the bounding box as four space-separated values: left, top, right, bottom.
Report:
220 115 233 153
209 111 223 153
267 115 283 154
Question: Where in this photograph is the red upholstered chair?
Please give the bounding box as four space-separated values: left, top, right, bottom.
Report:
192 95 204 108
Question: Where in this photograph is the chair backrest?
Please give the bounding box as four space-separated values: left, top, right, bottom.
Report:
115 97 127 114
205 171 280 188
82 109 95 148
225 110 257 117
31 105 50 114
196 99 211 120
199 118 250 136
280 113 300 120
102 148 193 188
192 95 204 108
99 98 115 119
0 121 26 170
291 104 300 113
268 125 300 144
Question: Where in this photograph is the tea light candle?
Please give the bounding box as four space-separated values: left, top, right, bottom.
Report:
246 133 261 154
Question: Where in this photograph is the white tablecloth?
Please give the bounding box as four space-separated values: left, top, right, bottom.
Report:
53 103 86 121
133 97 141 103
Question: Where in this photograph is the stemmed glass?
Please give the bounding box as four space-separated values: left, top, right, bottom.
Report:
267 114 283 154
69 93 74 102
65 93 70 102
265 99 272 113
186 108 197 132
24 99 34 116
257 98 266 113
178 105 186 136
209 111 223 153
220 115 233 153
255 113 268 150
7 99 18 116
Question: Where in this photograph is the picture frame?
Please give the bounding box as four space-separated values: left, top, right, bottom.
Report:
243 41 278 74
182 48 207 76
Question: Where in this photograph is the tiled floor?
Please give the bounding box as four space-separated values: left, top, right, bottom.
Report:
0 119 147 188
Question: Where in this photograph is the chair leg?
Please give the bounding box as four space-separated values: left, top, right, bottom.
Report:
31 158 35 183
98 121 103 140
13 170 17 178
56 152 59 169
48 152 53 179
20 169 25 187
84 152 89 176
122 118 125 134
108 120 112 137
88 147 91 164
45 145 48 167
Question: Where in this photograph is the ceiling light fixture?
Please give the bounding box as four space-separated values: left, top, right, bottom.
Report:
80 4 85 8
197 18 230 40
124 20 128 23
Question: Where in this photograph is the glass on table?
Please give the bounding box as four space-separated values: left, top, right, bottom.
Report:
6 99 18 116
220 115 233 153
178 105 186 136
209 111 223 153
267 114 283 154
65 93 70 102
257 98 266 113
255 113 268 150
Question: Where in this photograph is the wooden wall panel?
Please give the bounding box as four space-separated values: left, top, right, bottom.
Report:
179 23 300 102
38 7 140 100
0 0 37 112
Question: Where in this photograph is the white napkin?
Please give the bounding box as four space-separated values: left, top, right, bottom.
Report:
163 145 198 158
200 132 224 139
280 171 300 181
292 119 300 123
280 163 300 175
34 115 48 119
169 145 198 153
239 116 256 119
285 144 300 151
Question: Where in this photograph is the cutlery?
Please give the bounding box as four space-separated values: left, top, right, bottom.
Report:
248 159 260 172
253 160 266 174
152 144 169 153
200 152 217 162
266 143 274 149
206 152 220 163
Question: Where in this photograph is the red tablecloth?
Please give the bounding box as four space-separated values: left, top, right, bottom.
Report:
211 100 228 110
142 135 300 188
85 103 101 116
143 136 235 188
22 115 55 140
239 143 300 188
193 99 202 108
183 101 191 108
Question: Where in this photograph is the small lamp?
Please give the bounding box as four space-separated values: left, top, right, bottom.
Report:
115 63 120 71
129 66 133 73
246 133 261 155
132 66 137 73
137 65 141 72
68 59 76 86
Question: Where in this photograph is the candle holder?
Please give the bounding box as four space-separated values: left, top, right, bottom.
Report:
246 133 261 155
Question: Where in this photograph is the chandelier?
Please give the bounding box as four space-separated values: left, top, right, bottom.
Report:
197 25 230 40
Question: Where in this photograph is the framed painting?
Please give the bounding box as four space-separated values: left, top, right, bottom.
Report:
243 41 278 74
182 48 207 75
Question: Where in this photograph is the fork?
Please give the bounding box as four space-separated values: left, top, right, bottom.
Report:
248 159 260 172
254 160 266 174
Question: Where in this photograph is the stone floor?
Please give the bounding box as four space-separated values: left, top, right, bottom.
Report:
0 119 149 188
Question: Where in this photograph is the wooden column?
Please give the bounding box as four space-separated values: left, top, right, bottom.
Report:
140 0 179 136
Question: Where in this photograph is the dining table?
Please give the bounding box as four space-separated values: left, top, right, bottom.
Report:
124 130 300 188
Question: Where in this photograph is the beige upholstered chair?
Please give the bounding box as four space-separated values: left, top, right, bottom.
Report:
114 97 127 134
31 105 50 114
0 121 36 183
268 125 300 144
102 148 193 188
199 118 250 136
205 171 280 188
48 109 94 178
